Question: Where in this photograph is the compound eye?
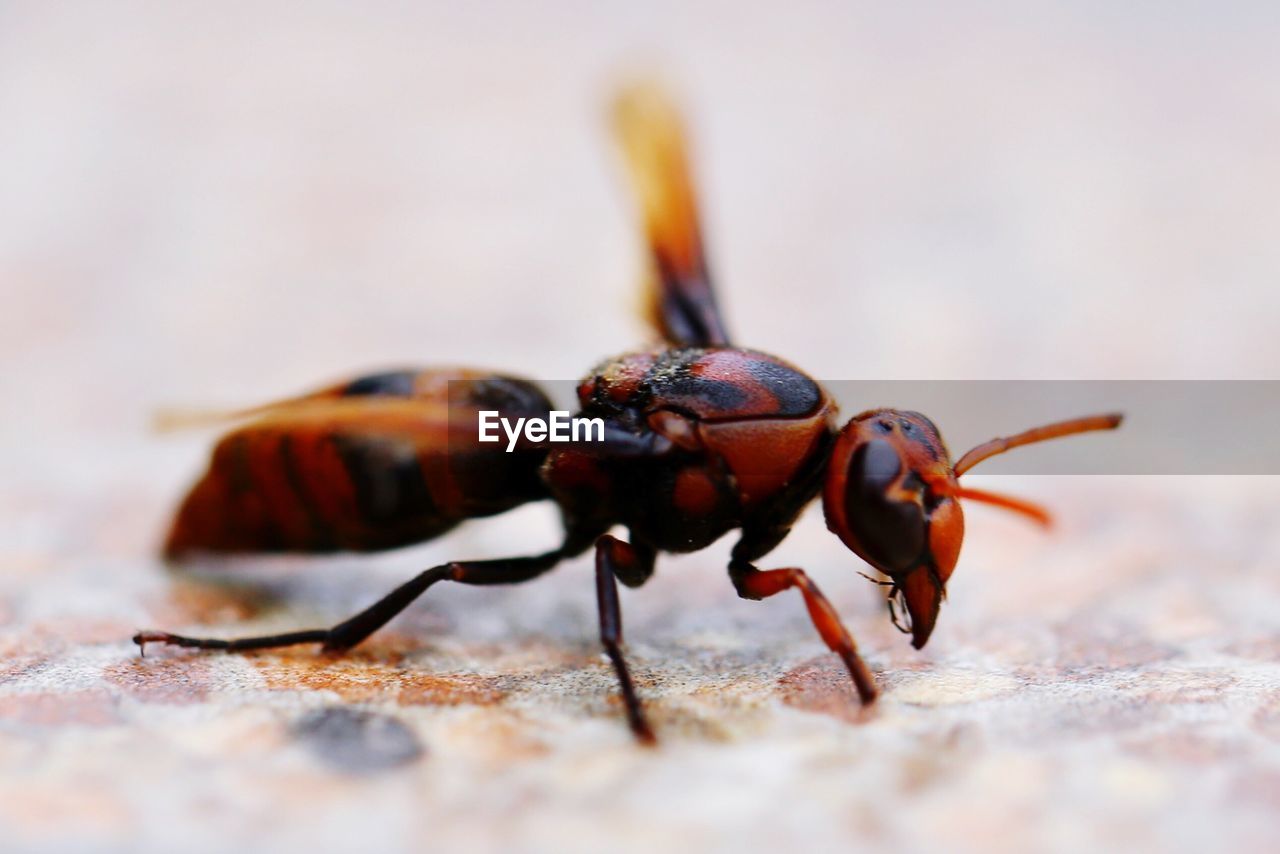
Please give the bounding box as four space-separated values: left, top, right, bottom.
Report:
844 439 927 573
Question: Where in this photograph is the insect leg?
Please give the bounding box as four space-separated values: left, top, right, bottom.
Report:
729 559 878 705
134 543 586 655
595 534 657 744
321 549 566 651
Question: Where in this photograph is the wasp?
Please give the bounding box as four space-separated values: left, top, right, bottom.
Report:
135 85 1122 743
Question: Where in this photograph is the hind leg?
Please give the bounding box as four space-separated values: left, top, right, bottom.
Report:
135 546 574 655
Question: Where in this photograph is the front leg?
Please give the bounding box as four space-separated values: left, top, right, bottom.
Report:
594 534 657 744
729 559 878 705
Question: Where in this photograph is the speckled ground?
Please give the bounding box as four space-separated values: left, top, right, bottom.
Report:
3 3 1278 852
2 478 1278 852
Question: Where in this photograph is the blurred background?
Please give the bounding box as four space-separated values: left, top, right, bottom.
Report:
1 3 1277 852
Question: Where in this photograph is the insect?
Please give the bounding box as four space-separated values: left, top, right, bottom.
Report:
135 84 1122 743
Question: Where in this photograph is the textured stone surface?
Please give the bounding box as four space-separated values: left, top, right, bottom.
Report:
2 3 1278 852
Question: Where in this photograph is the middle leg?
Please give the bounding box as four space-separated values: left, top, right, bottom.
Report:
594 534 657 744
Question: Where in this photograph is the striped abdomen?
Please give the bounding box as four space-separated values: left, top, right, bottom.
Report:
163 370 552 557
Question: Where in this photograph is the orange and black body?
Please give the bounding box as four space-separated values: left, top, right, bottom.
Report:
546 347 836 557
164 370 553 556
137 83 1124 744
